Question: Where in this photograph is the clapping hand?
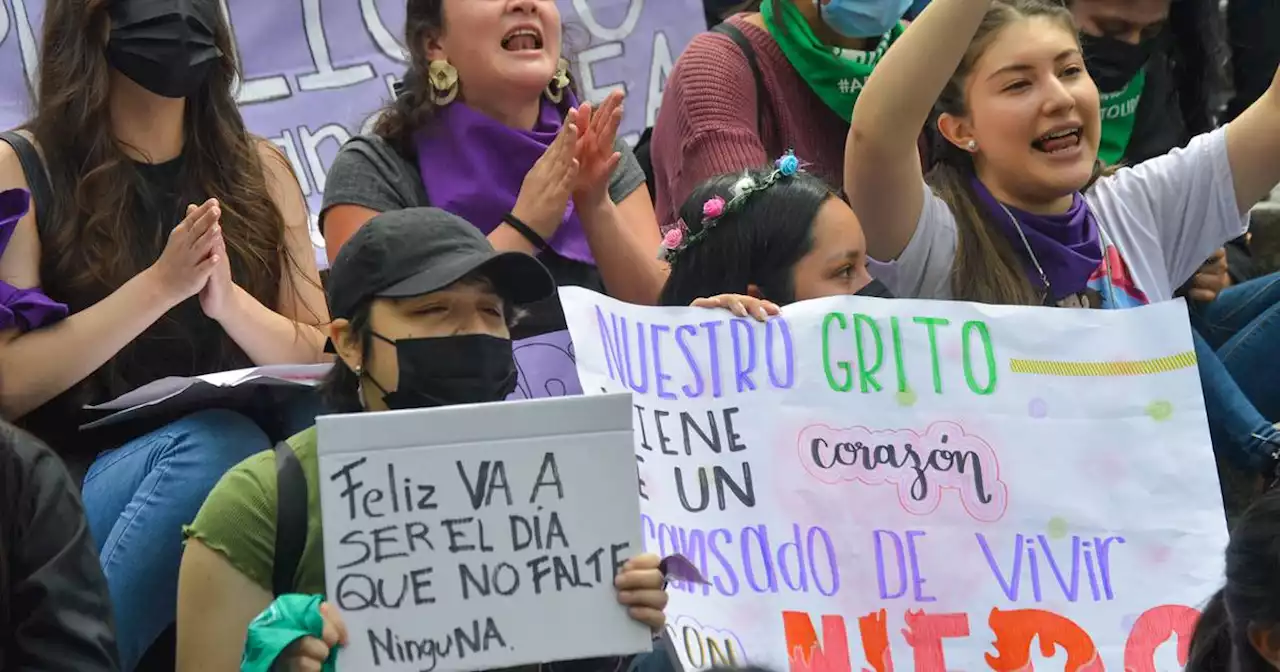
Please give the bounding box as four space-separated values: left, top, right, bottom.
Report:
571 90 625 209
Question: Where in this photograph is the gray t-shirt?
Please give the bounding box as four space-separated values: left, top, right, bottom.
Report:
870 126 1248 305
320 132 645 244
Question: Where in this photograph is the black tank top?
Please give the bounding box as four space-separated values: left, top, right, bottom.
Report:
21 154 253 473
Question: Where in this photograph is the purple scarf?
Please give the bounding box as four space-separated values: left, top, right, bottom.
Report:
414 95 594 265
971 178 1103 301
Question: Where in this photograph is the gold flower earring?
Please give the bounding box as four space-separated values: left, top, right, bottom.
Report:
545 58 570 103
428 59 459 106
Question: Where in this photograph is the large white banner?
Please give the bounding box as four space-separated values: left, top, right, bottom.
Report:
560 287 1227 671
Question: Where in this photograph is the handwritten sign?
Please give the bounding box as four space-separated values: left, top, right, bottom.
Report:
0 0 704 266
316 394 652 672
559 286 1228 671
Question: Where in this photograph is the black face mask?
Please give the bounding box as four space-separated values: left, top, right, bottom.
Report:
1080 32 1156 93
106 0 223 99
856 278 894 298
364 333 519 411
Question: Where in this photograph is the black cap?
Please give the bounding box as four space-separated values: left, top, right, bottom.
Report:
326 207 556 320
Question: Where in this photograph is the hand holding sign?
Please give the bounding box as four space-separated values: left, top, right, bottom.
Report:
614 554 669 632
276 602 348 672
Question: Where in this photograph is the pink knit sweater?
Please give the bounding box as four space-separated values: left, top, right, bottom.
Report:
650 14 926 230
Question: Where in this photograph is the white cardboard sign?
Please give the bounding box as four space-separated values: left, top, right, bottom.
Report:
317 394 652 672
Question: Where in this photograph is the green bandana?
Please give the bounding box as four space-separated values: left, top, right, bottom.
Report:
241 594 337 672
761 0 904 120
1097 68 1146 165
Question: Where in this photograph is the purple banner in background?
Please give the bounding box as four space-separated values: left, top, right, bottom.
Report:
0 0 704 266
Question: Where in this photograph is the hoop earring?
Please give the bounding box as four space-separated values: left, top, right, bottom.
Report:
428 60 459 106
545 58 570 104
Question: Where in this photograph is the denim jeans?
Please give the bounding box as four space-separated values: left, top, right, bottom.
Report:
81 394 321 671
1190 272 1280 470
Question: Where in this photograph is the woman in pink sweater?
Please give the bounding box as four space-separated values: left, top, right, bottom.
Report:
649 0 918 230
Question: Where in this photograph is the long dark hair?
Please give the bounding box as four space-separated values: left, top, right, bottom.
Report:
658 168 835 307
1186 589 1232 672
928 0 1100 306
31 0 293 314
1222 489 1280 671
1166 0 1225 134
374 0 578 158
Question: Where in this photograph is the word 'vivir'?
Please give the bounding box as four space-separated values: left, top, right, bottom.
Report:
822 312 998 397
594 306 794 400
977 533 1125 603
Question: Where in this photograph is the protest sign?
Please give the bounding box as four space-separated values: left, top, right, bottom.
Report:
0 0 704 265
316 393 652 672
559 286 1228 671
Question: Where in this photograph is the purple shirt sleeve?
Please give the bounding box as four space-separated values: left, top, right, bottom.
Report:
0 189 69 332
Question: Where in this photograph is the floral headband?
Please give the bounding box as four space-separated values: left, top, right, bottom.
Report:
658 151 803 263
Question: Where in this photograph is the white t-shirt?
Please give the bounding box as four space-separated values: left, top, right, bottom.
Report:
869 126 1249 306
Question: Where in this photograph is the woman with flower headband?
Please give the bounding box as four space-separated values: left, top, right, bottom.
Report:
322 0 666 339
659 151 891 317
649 0 924 232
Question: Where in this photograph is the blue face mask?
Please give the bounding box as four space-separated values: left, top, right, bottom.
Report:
816 0 913 38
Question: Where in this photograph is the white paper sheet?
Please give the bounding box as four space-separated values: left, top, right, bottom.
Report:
80 363 331 429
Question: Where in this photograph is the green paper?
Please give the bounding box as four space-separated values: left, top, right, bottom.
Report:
761 0 903 120
1097 68 1146 166
241 594 337 672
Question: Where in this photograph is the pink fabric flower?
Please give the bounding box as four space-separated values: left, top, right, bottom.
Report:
702 196 726 219
662 227 684 249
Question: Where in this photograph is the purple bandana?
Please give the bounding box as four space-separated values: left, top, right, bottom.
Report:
0 189 68 331
971 178 1103 301
414 95 594 265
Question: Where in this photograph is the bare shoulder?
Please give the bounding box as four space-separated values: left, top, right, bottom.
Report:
0 133 43 287
253 136 294 179
0 139 32 193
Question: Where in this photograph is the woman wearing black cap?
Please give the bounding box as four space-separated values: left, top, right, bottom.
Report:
174 207 671 672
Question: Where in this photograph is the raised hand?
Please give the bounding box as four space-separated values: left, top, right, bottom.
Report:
572 90 625 209
511 115 580 243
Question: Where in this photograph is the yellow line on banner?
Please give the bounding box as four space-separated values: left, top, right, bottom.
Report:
1008 351 1198 377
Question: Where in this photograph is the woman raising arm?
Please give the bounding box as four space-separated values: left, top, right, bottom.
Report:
846 0 1280 307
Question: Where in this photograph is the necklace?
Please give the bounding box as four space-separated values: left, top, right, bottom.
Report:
996 201 1116 308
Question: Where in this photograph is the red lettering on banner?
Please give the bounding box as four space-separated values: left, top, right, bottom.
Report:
986 608 1103 671
903 611 970 671
783 612 851 672
858 610 894 672
1122 605 1199 672
779 606 1199 671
